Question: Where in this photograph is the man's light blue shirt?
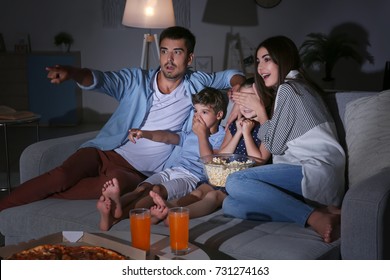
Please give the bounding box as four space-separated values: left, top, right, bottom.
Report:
78 67 242 170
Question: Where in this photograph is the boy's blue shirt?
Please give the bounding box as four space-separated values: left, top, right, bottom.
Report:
177 125 225 180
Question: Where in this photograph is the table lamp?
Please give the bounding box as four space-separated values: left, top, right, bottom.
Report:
122 0 176 69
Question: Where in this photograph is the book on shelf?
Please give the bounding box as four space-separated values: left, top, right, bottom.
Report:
0 106 37 120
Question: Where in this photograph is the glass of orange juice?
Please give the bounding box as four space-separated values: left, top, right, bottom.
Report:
169 207 189 255
130 208 151 254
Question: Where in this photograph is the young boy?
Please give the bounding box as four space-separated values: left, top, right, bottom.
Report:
97 87 227 230
148 79 271 224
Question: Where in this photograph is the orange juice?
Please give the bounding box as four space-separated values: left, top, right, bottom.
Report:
130 208 151 252
169 207 189 255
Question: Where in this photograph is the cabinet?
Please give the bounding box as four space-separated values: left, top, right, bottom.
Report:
0 53 29 111
0 52 82 125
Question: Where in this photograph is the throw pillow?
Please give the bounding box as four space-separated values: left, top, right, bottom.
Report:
344 90 390 188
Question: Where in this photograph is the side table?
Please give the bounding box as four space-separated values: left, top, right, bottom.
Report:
0 115 41 193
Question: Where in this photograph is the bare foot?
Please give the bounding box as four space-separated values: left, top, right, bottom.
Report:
307 208 341 243
149 191 169 226
102 178 122 219
150 205 169 225
96 195 115 231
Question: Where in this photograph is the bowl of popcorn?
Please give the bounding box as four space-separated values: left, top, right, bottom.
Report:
200 154 257 187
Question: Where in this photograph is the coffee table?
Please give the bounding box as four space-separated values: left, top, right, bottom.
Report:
106 231 210 260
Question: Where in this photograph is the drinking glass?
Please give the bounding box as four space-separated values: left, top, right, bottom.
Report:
168 207 189 255
130 208 151 254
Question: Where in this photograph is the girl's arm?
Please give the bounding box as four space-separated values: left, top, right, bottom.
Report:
219 120 242 153
241 119 260 158
242 120 271 164
258 143 271 164
128 129 180 145
224 103 241 131
244 135 271 165
218 129 234 152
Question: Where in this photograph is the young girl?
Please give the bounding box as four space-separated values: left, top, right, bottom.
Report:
223 36 346 243
149 79 271 223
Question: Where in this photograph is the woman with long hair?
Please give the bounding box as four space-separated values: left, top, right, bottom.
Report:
223 36 346 243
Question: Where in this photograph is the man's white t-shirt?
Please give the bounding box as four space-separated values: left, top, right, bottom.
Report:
115 73 193 176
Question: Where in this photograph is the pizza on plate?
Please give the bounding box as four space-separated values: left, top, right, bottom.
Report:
8 244 127 260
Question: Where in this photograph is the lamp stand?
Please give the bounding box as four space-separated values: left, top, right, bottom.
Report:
141 33 159 70
223 32 246 76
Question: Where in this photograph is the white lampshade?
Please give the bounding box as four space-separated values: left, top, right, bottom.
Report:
122 0 176 29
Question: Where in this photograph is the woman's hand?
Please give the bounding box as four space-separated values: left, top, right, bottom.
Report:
231 88 261 112
232 84 269 124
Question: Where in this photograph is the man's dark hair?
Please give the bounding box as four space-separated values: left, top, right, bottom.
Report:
159 26 196 54
192 87 227 118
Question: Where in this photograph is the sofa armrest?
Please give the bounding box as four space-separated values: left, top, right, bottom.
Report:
19 131 99 183
341 167 390 259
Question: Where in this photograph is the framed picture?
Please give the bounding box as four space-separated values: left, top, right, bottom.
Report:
0 33 5 52
195 56 213 73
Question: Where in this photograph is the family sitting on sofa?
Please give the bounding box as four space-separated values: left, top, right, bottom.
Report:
0 26 345 243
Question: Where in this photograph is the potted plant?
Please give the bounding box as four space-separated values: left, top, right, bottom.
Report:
54 32 74 52
299 32 374 82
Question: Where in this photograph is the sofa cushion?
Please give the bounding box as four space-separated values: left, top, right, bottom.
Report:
324 91 378 150
344 90 390 187
341 167 390 259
